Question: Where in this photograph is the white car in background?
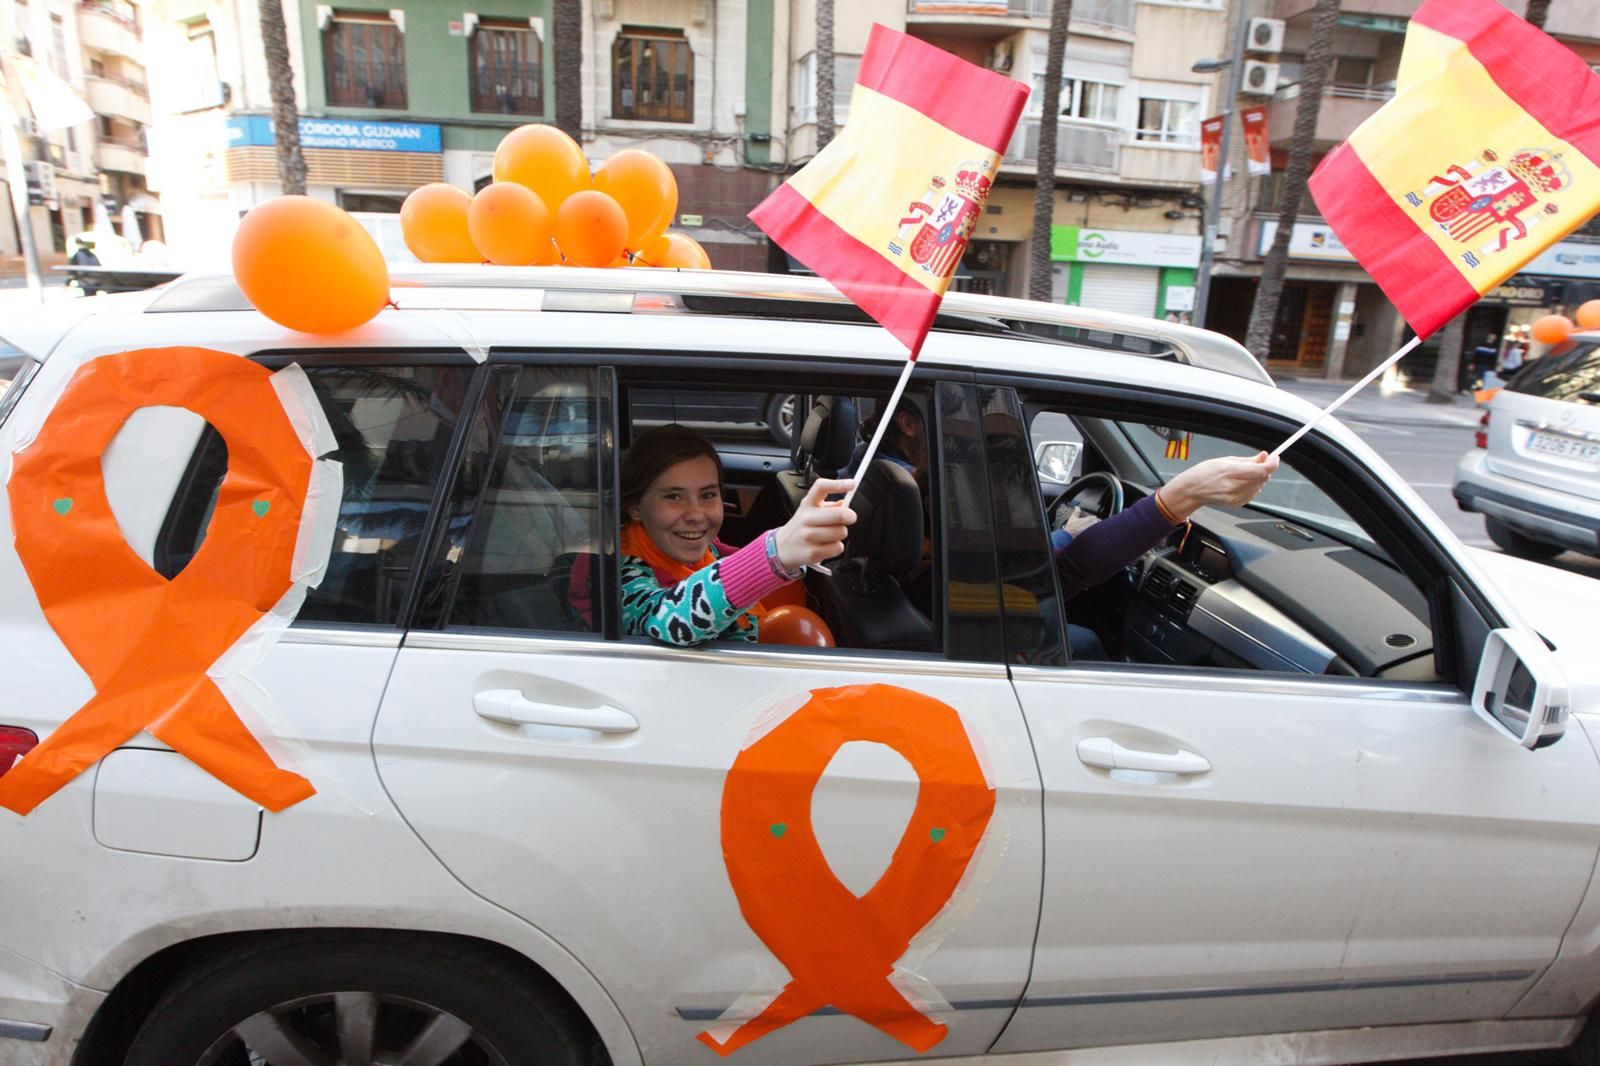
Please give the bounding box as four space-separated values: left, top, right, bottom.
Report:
1 268 1599 1066
1454 333 1600 561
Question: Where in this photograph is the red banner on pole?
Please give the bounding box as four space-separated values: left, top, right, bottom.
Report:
1241 105 1271 177
1199 115 1224 185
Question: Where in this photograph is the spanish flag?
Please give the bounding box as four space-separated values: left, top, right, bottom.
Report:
1309 0 1600 339
750 25 1029 357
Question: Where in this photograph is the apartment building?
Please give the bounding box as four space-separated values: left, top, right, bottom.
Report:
1 0 158 264
1204 0 1600 380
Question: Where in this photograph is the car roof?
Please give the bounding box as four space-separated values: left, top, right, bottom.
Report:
8 266 1274 387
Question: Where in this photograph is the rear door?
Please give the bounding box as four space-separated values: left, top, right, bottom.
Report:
372 361 1043 1065
1487 340 1600 501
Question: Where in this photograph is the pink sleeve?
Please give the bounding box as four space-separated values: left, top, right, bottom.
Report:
718 537 793 608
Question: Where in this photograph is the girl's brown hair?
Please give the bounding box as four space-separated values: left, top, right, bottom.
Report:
620 424 724 518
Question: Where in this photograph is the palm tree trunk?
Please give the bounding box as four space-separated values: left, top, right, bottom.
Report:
1028 0 1072 302
553 0 583 140
1524 0 1550 30
259 0 306 195
1242 0 1340 360
816 0 835 149
1427 311 1468 403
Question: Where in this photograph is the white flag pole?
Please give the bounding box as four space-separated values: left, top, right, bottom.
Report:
843 357 917 509
1271 334 1424 458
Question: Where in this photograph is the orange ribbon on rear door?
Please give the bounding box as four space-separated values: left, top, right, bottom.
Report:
0 347 318 815
699 684 995 1056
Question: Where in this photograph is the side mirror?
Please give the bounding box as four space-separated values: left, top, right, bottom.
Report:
1034 440 1082 485
1471 628 1569 749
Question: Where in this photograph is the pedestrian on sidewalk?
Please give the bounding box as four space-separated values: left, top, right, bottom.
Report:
1470 334 1500 387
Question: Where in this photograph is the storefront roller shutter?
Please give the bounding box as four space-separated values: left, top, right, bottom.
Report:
1078 264 1161 318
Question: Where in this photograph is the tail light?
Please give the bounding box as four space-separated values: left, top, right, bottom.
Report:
0 727 38 779
1475 411 1490 449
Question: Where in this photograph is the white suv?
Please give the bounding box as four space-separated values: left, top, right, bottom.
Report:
2 267 1599 1066
1453 333 1600 561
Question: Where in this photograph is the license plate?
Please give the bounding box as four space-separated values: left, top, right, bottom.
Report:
1527 431 1600 462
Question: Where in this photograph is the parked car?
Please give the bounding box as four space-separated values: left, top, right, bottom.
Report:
1454 332 1600 560
632 388 797 445
2 266 1598 1066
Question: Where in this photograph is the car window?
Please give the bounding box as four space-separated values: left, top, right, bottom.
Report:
427 366 603 634
1017 392 1438 680
158 363 476 626
0 340 40 426
1506 340 1600 404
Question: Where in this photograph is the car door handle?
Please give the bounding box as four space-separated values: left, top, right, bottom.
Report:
1076 737 1210 775
473 689 639 734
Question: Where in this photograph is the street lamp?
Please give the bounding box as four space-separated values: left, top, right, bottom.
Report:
1190 8 1252 331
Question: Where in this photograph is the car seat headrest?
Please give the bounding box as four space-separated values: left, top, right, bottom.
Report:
798 395 859 478
848 459 923 574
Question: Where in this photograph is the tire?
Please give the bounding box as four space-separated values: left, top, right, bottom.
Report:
765 394 797 446
1485 517 1566 561
124 934 593 1066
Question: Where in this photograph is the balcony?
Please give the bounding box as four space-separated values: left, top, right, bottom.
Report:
87 75 151 125
97 138 146 175
1005 117 1119 174
1275 0 1414 19
906 0 1133 34
77 1 142 59
1266 83 1392 148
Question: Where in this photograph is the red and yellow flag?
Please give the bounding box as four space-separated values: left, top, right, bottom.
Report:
750 25 1029 357
1309 0 1600 339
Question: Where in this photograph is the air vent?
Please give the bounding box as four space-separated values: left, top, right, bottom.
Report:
1385 633 1416 649
1145 568 1172 599
1171 581 1199 611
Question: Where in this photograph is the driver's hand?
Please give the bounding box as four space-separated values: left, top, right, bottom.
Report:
1063 508 1100 537
1156 452 1279 520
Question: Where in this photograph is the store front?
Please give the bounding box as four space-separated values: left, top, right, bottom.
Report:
225 115 444 202
1050 225 1200 321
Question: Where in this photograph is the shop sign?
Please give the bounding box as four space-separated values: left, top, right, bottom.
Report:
1520 239 1600 280
227 115 442 154
1051 226 1201 268
1258 219 1357 262
1487 281 1548 305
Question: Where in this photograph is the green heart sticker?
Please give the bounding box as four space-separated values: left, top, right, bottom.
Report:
769 823 787 839
51 498 72 516
929 827 947 843
251 499 270 517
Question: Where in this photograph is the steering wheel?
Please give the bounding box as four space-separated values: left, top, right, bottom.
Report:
1047 471 1124 530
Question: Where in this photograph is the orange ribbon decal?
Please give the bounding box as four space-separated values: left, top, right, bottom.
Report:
699 684 995 1056
0 347 319 815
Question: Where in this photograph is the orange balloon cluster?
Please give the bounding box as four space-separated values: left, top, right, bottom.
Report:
232 197 390 333
1532 314 1575 345
401 125 711 270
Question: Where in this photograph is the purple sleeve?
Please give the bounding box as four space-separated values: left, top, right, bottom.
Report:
1053 495 1177 597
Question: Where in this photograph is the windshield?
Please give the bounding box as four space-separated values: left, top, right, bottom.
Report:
1507 340 1600 404
1116 420 1378 548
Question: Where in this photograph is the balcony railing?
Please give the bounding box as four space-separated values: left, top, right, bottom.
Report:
77 0 141 38
1005 117 1119 173
908 0 1134 31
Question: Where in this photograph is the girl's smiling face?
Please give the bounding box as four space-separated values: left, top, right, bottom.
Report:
633 455 724 565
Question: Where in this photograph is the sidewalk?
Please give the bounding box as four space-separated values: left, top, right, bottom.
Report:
1272 373 1485 430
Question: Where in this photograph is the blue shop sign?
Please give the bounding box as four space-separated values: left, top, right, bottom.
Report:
227 115 442 153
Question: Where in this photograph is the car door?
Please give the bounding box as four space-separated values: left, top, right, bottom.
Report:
372 361 1043 1065
972 383 1600 1053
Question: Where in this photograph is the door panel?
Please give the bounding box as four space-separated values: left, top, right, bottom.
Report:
375 639 1041 1065
996 667 1600 1052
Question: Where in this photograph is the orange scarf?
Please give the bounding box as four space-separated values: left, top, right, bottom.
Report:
621 522 769 623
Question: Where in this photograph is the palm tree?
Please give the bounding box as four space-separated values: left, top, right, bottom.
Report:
1242 0 1340 360
553 0 582 139
1028 0 1072 302
816 0 835 149
1427 312 1468 403
1524 0 1550 30
259 0 306 195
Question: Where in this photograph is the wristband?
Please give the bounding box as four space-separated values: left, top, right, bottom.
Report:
1153 489 1183 525
765 530 805 581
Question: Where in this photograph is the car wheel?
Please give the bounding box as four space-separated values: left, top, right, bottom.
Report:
124 935 593 1066
1485 517 1565 561
766 394 797 446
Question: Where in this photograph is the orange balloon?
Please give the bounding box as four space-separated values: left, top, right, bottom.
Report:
594 149 679 248
468 183 557 266
1532 314 1575 345
1577 300 1600 330
400 183 478 263
232 196 389 334
492 124 591 212
554 190 629 267
605 255 631 267
656 233 713 270
757 605 835 648
630 234 672 267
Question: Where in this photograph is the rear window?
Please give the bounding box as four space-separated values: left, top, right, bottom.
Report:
0 336 41 426
1507 340 1600 404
